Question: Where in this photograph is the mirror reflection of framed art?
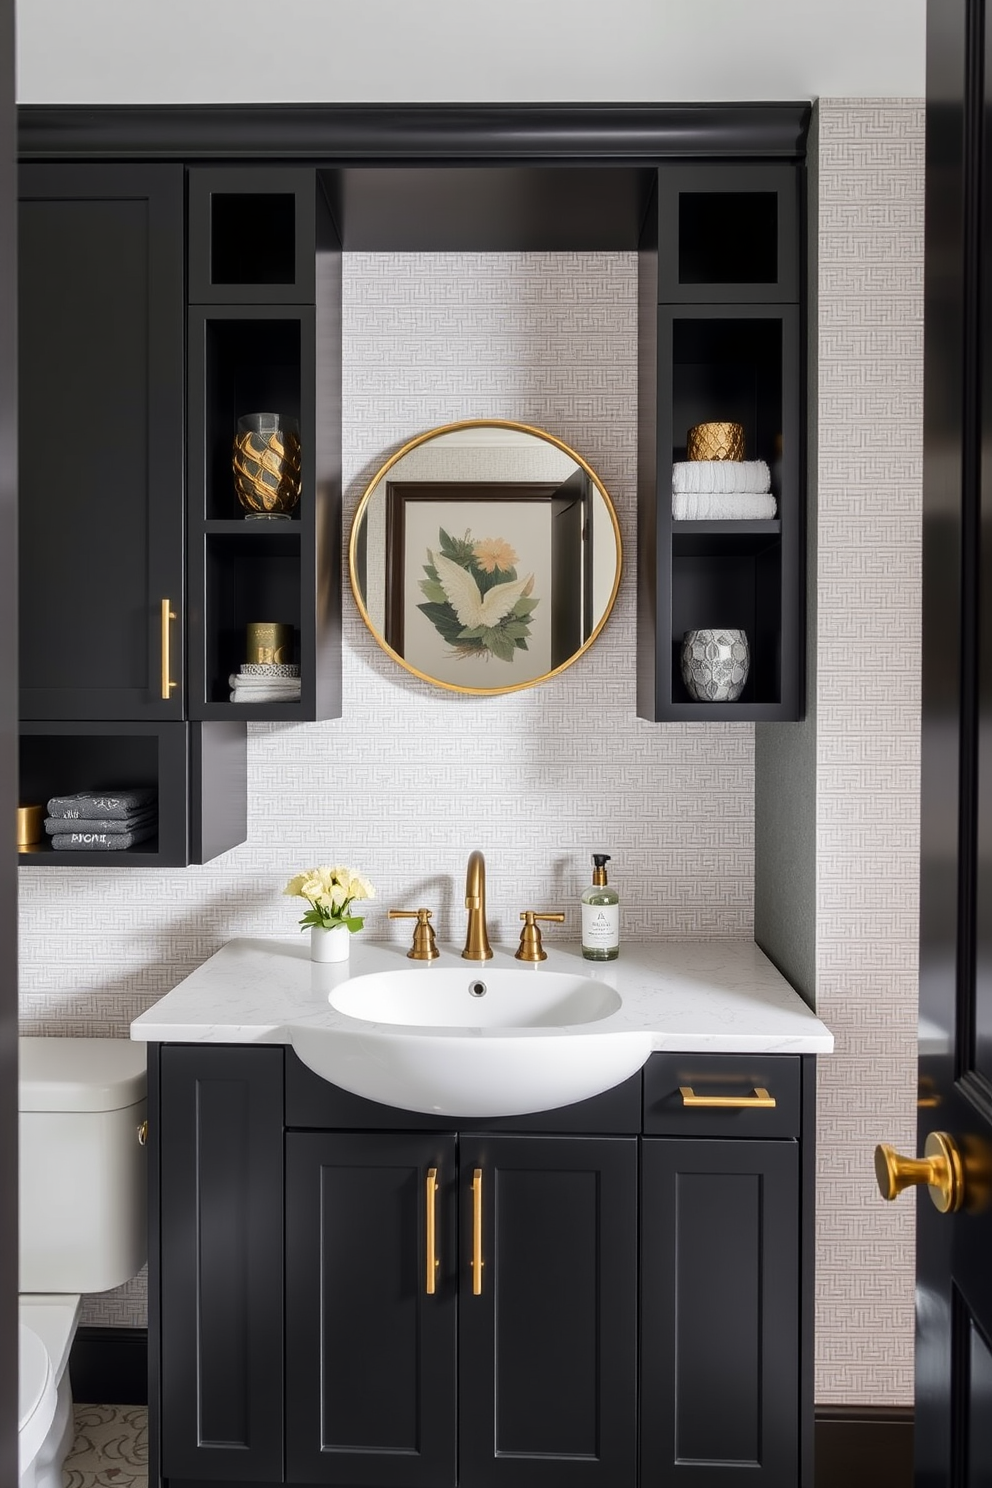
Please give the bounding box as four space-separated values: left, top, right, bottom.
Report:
350 422 621 695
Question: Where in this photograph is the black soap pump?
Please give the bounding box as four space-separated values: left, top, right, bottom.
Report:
581 853 620 961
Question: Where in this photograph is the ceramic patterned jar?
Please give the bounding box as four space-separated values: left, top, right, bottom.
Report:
681 628 750 702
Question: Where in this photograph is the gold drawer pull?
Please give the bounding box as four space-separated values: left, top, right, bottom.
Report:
425 1167 439 1295
471 1168 484 1295
679 1085 777 1109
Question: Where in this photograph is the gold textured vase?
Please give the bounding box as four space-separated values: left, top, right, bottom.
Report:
687 421 745 462
233 412 302 518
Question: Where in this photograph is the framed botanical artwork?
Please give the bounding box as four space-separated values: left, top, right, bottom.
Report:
383 481 592 690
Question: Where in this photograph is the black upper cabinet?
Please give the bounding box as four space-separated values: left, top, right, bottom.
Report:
18 165 185 723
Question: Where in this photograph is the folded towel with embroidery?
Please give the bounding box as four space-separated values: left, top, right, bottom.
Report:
44 808 157 836
46 788 158 820
672 459 771 495
49 826 157 851
672 492 778 521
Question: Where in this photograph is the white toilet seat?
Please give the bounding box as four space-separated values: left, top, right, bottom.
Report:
18 1298 80 1488
18 1324 56 1488
19 1295 79 1384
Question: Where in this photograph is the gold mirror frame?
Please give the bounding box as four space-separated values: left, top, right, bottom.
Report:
348 420 623 696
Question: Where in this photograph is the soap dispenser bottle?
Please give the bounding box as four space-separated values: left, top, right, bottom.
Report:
581 853 620 961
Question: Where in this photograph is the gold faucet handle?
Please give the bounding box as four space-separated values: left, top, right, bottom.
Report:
388 908 440 961
515 911 566 963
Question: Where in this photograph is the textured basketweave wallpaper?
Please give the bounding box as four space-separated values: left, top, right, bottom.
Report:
17 101 924 1405
811 100 923 1405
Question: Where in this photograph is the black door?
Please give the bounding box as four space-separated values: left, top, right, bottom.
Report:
458 1134 638 1488
912 4 992 1483
640 1137 799 1487
157 1045 284 1483
285 1131 457 1487
18 164 184 720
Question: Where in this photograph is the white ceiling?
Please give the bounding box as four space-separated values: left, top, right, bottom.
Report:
16 0 926 105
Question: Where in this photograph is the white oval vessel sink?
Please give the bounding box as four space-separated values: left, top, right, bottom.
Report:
288 963 653 1118
328 967 621 1028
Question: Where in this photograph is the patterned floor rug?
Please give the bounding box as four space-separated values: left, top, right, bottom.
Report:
61 1404 147 1488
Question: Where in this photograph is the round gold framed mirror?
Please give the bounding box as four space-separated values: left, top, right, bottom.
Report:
349 420 622 695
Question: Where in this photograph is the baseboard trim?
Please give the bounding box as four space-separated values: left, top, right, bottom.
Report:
68 1325 148 1405
815 1405 914 1488
67 1328 914 1484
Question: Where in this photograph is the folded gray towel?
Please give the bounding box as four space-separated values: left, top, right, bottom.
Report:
45 808 157 836
50 825 157 851
46 788 158 820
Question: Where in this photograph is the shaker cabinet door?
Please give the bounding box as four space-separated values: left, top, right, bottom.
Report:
18 164 185 720
158 1044 284 1482
640 1137 800 1488
458 1134 638 1488
285 1131 458 1487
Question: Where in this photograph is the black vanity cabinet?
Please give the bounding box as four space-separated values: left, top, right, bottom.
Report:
283 1131 636 1488
151 1043 813 1488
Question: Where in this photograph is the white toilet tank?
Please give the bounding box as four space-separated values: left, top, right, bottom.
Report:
19 1037 147 1294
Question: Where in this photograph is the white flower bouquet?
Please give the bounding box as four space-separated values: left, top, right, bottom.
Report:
283 865 376 934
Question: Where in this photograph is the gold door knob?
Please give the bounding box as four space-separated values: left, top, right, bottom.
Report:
875 1130 965 1214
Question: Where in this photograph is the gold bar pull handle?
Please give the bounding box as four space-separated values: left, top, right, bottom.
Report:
425 1167 439 1295
679 1085 777 1109
160 598 177 700
471 1168 484 1296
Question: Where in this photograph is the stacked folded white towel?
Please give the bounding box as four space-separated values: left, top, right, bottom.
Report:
672 459 777 521
229 664 301 704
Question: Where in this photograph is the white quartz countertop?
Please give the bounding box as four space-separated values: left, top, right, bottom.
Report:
129 937 833 1054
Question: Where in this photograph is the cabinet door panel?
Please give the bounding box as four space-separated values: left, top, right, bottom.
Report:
159 1045 284 1482
459 1135 637 1488
641 1138 799 1488
285 1132 457 1487
18 165 184 720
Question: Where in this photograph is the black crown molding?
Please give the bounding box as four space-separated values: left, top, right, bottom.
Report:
17 102 810 163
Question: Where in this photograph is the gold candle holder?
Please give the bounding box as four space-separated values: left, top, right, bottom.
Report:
246 622 294 665
687 421 745 462
17 805 45 846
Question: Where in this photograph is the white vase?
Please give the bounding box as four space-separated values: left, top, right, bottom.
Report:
310 924 351 963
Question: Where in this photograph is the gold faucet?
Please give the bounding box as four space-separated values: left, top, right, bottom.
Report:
462 850 493 961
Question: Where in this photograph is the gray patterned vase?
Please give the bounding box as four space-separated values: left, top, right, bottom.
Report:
681 628 750 702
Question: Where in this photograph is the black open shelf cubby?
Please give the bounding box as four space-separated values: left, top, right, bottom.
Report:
656 162 800 304
188 165 318 304
187 164 342 724
201 528 302 714
18 721 246 867
638 296 802 723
